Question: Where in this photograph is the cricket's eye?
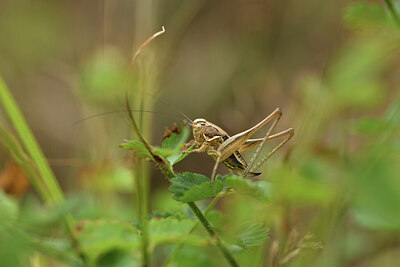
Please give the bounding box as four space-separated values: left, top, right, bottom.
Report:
194 119 206 126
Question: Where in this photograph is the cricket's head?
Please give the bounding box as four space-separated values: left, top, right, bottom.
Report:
192 118 207 138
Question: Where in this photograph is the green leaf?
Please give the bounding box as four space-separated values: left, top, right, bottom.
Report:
344 2 396 31
237 223 270 248
96 249 140 267
0 190 19 221
76 219 140 264
223 175 272 201
165 143 193 166
161 124 190 151
120 124 191 166
120 140 152 159
169 172 223 203
161 124 191 165
149 217 209 247
170 245 219 267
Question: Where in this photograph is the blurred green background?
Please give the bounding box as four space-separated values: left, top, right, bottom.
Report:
1 0 400 266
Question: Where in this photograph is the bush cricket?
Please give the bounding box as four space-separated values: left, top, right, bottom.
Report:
183 108 294 181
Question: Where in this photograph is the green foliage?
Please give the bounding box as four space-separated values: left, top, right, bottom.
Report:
80 49 128 104
120 140 153 159
352 117 392 135
161 124 190 151
149 217 209 247
223 174 272 201
344 2 396 31
0 190 79 267
0 188 18 220
76 219 140 265
327 38 388 110
2 0 400 266
170 173 274 204
121 123 190 165
81 164 133 193
272 165 336 205
237 223 270 249
162 125 191 165
0 77 67 206
170 246 219 267
169 172 224 203
75 216 211 265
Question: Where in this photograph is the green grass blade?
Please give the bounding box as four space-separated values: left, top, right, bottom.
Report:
0 127 51 202
0 76 76 234
0 76 64 204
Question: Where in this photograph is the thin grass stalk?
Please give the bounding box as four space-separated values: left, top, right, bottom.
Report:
0 127 51 202
0 77 76 235
128 25 166 267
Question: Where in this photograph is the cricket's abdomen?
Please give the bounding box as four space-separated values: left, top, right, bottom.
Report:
223 152 261 177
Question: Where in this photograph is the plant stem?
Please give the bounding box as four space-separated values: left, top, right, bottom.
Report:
384 0 400 26
163 193 225 267
134 158 150 267
187 202 239 267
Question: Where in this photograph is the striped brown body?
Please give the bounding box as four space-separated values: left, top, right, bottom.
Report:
190 119 261 177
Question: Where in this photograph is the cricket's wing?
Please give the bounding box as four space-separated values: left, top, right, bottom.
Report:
217 109 281 161
238 138 264 154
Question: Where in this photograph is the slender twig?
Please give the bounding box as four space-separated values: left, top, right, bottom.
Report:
187 202 239 267
130 26 165 67
163 192 225 267
384 0 400 27
126 26 167 267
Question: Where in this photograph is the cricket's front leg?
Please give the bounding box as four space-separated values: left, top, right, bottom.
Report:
182 140 195 152
182 141 210 154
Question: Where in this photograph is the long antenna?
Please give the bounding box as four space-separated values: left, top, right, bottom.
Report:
153 94 193 124
72 109 184 126
127 89 194 125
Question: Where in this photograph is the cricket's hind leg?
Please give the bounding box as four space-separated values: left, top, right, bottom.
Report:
250 128 294 174
210 152 221 182
242 109 283 177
